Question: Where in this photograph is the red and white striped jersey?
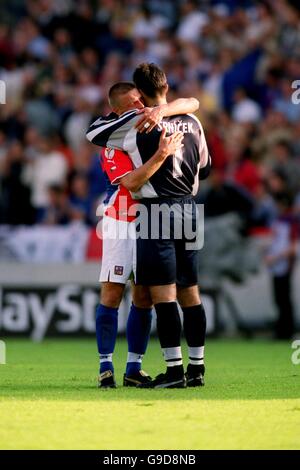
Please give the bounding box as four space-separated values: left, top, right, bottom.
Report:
101 147 137 222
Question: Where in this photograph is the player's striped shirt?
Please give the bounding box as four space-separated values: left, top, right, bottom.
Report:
87 110 211 199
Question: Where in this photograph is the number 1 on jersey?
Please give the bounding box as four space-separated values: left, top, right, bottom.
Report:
173 148 184 178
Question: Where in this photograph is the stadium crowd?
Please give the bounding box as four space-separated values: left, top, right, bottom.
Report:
0 0 300 229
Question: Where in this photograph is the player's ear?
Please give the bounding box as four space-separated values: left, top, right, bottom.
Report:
165 83 169 95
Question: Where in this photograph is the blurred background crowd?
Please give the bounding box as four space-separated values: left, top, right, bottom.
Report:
0 0 300 228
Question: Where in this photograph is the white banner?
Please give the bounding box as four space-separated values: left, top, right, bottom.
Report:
0 223 90 263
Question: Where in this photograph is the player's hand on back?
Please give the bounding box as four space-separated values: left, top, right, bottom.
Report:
158 128 184 158
135 107 164 133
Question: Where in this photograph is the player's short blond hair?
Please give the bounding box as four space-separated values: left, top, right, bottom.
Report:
108 82 136 108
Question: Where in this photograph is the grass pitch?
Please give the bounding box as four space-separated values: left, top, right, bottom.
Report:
0 338 299 450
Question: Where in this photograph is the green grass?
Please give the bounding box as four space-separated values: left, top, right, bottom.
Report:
0 338 300 449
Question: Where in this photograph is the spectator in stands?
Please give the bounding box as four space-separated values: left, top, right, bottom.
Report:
225 141 261 196
64 97 93 152
265 167 290 200
231 88 262 124
176 0 208 44
23 135 68 222
197 168 254 223
0 140 34 225
69 172 94 225
265 192 299 339
42 184 70 226
271 140 300 196
274 78 300 124
251 180 277 228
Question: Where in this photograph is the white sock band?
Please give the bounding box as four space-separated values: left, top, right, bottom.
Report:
163 347 183 367
100 353 113 363
127 352 143 364
188 346 204 365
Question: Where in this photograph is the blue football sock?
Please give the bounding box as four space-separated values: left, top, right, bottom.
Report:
126 304 152 376
95 304 118 374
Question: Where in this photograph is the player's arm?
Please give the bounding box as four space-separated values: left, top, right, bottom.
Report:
197 120 212 180
135 98 200 134
86 97 199 146
120 129 183 192
199 155 212 180
86 110 139 148
101 147 133 185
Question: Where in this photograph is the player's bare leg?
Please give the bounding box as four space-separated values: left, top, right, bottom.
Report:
132 284 153 309
177 285 201 307
177 285 206 387
101 282 125 308
149 284 177 304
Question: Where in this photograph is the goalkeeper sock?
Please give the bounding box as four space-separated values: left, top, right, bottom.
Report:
126 304 152 376
182 304 206 370
155 302 183 374
95 304 118 374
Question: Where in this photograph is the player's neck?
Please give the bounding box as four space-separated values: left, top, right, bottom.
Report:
145 96 167 107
